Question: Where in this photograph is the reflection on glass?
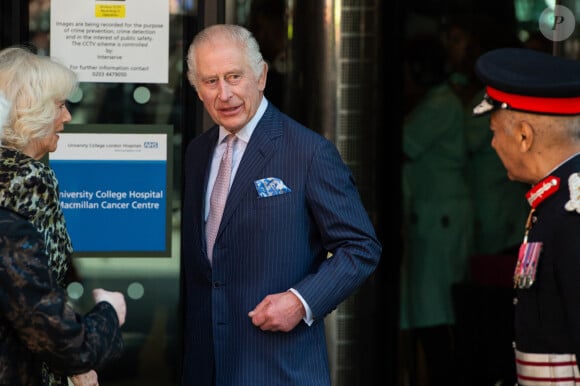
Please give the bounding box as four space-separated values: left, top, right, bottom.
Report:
67 281 84 300
127 281 145 300
133 86 151 104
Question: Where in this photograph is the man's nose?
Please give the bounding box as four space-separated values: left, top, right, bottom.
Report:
217 81 232 101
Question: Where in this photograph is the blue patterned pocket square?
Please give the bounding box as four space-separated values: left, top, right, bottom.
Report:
254 177 292 197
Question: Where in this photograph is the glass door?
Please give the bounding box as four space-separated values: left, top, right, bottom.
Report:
24 1 206 385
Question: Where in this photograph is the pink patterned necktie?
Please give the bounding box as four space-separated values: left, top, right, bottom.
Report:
206 133 236 263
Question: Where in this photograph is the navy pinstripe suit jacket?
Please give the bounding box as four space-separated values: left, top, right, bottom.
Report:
181 101 381 386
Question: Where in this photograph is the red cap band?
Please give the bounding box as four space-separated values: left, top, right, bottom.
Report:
487 86 580 115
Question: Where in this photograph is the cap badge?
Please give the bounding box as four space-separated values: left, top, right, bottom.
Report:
472 94 495 116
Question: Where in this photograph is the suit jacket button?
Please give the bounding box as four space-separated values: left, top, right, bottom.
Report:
513 297 518 305
213 281 221 288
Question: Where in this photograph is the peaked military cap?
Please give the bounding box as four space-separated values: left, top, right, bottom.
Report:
473 47 580 116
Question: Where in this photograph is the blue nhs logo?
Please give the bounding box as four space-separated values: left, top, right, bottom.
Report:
144 141 159 149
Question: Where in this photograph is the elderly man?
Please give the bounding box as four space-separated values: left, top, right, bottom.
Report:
474 47 580 385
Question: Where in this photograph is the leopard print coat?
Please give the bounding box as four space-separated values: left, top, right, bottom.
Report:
0 208 123 386
0 146 72 285
0 146 74 385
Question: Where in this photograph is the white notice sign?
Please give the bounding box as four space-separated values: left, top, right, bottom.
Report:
50 0 169 84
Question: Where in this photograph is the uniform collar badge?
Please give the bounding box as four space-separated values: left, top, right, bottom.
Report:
526 176 560 208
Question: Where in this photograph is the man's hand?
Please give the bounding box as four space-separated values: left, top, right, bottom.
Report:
248 291 305 332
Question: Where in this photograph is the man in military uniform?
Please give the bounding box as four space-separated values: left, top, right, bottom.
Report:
474 47 580 385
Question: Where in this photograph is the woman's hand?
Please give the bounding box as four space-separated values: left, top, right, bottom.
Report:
69 370 99 386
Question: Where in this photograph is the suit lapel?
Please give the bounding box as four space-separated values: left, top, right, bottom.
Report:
218 105 283 234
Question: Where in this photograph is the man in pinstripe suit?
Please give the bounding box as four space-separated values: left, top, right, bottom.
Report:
180 24 382 386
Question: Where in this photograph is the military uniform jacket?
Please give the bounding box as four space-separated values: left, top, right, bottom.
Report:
515 153 580 362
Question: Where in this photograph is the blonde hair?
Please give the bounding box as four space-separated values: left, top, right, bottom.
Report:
186 24 265 90
0 46 77 150
0 92 9 127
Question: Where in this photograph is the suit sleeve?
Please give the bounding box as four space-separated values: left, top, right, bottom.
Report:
0 216 124 375
292 139 382 319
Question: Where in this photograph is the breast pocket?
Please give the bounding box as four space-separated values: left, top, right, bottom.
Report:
252 190 300 232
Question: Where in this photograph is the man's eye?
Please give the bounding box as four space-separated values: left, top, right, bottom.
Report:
226 74 242 84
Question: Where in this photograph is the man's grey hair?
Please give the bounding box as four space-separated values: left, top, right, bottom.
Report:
186 24 265 90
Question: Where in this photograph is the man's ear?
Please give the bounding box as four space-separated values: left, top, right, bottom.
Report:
258 62 268 92
518 120 535 152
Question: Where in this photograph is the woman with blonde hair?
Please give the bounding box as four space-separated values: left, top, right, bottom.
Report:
0 46 125 386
